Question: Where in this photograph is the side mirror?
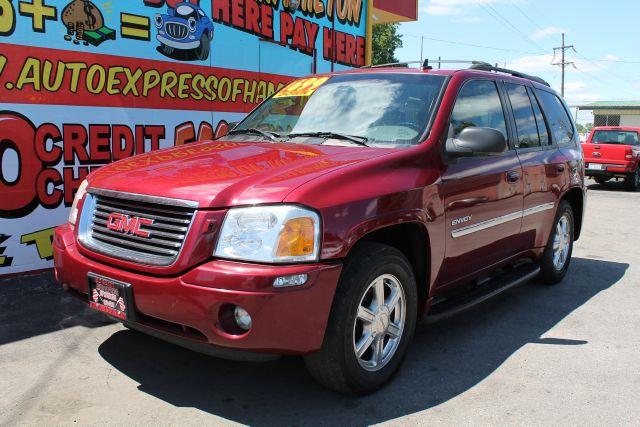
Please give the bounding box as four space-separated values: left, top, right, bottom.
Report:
446 127 507 158
214 121 239 139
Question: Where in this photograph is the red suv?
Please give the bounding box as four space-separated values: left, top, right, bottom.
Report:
54 62 586 395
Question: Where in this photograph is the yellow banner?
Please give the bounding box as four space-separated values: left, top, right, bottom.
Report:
273 77 329 98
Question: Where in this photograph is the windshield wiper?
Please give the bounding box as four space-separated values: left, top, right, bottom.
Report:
227 128 281 141
287 132 370 147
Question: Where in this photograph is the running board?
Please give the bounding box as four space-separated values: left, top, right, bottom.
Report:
425 263 540 323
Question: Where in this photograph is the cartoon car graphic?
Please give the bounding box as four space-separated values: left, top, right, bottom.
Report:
155 2 214 61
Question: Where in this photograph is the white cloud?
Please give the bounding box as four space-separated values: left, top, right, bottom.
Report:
564 81 603 105
531 26 566 40
565 81 586 91
421 0 511 16
451 16 485 24
506 54 612 75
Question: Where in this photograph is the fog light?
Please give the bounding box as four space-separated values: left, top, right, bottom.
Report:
233 306 252 331
274 274 308 288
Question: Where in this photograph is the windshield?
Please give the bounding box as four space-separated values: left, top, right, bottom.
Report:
232 73 446 147
592 130 639 145
176 5 198 19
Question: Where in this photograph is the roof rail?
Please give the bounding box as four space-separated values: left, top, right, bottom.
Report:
468 61 550 87
362 59 483 69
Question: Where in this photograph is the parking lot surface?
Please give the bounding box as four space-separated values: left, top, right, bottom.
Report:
1 179 639 426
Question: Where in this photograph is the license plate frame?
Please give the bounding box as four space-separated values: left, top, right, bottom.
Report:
588 163 604 171
88 273 136 321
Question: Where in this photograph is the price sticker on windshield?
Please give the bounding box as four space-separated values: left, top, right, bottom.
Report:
274 77 330 98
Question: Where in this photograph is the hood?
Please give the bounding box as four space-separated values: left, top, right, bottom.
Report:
88 140 393 208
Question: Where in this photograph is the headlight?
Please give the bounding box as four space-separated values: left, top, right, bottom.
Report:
154 14 163 29
188 17 197 32
68 179 89 226
214 205 321 263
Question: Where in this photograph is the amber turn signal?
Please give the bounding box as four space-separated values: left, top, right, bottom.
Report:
276 217 315 258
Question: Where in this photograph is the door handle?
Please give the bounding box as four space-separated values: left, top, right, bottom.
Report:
506 171 520 183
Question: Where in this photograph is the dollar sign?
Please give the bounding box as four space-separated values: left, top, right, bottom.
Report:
83 0 97 28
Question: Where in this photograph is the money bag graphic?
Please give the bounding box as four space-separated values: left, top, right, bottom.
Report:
61 0 106 46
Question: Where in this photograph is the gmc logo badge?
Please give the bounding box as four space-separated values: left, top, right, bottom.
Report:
106 213 154 238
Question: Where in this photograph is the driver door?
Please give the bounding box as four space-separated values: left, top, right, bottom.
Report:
438 79 525 287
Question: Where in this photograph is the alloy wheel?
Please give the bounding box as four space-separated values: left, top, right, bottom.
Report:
352 274 406 372
552 214 571 271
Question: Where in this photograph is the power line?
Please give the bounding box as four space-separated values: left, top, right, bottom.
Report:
475 1 550 55
400 34 539 55
505 0 564 45
578 58 640 64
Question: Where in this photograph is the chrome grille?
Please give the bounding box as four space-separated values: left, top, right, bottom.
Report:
79 189 198 266
166 22 188 39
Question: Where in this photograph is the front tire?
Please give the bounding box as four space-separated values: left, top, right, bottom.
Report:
195 34 210 61
537 201 574 285
304 243 417 395
161 44 175 56
625 169 640 191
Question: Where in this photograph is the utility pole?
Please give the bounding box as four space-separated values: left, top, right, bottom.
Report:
552 33 576 98
420 36 424 64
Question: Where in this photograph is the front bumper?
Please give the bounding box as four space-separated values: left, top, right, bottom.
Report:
157 34 200 50
53 224 342 355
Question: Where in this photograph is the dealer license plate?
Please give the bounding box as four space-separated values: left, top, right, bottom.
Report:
588 163 604 171
88 273 131 320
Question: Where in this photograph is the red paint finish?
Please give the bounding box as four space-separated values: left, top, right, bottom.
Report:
582 126 640 176
55 224 342 354
54 68 586 355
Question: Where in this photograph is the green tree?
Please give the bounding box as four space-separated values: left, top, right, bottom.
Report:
372 23 403 65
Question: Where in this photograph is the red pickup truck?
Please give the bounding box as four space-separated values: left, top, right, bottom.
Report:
54 63 586 395
583 126 640 190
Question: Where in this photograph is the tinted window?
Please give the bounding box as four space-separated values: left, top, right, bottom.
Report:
592 130 639 145
527 87 550 145
505 83 540 148
450 80 507 139
536 90 575 145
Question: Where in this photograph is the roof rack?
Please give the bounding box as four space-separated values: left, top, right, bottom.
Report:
362 59 481 69
360 59 550 87
469 61 550 87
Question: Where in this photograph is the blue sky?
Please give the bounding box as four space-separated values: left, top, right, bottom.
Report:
396 0 639 123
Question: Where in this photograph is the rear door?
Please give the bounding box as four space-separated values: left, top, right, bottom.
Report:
439 79 524 287
502 83 566 250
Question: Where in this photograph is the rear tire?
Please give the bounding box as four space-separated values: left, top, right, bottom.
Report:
537 201 574 285
625 169 640 191
304 243 417 395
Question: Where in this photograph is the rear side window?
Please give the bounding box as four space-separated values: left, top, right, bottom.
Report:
592 130 639 145
536 90 575 145
527 87 550 146
450 80 508 139
505 83 540 148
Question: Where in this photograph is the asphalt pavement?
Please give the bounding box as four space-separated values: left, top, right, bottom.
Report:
1 179 639 426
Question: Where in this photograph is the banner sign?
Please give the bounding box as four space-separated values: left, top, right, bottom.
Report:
0 0 368 276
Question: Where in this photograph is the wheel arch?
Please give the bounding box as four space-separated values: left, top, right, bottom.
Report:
347 222 431 315
561 187 585 240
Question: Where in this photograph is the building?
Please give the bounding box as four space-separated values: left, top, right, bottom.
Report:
0 0 418 276
577 101 640 127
